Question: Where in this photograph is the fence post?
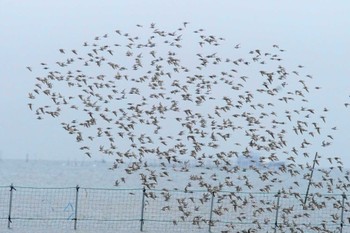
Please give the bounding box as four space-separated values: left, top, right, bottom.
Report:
8 183 15 229
140 187 146 232
304 152 318 205
274 190 281 233
340 192 346 233
74 185 79 230
208 192 215 233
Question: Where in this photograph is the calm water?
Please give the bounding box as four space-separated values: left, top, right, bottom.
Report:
0 159 118 188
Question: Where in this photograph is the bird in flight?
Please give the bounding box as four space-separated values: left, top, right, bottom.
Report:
27 22 349 233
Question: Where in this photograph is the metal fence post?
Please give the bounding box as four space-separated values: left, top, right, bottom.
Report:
8 183 15 229
274 190 281 233
74 185 80 230
140 187 146 232
208 192 215 233
340 192 346 233
304 152 318 205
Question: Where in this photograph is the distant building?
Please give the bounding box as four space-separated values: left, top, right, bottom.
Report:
236 154 261 168
236 153 284 169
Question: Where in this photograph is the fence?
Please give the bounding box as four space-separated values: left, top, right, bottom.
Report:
0 184 349 233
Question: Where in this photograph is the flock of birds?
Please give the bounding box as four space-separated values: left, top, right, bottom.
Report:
27 23 350 232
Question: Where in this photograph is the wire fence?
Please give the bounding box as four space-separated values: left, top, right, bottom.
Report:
0 184 349 232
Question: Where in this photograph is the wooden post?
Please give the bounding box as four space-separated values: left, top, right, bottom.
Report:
140 187 146 232
340 193 346 233
208 192 215 233
274 191 281 233
74 185 79 230
8 184 15 229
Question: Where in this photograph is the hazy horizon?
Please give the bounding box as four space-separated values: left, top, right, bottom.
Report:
1 1 350 168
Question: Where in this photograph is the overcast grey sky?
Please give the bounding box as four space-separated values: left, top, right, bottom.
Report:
1 1 350 166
